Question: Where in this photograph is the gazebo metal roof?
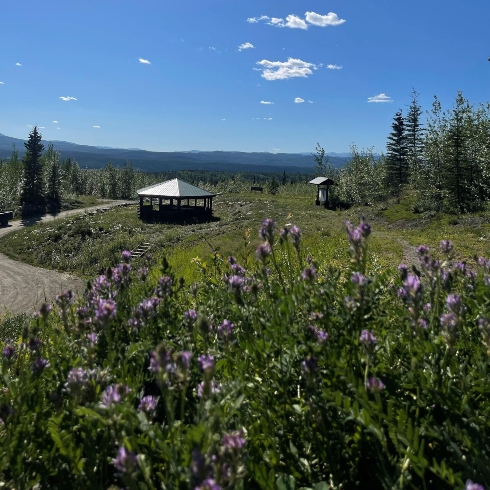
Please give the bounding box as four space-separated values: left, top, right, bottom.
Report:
137 179 216 198
309 177 335 185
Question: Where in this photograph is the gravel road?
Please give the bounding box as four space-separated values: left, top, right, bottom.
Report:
0 201 132 317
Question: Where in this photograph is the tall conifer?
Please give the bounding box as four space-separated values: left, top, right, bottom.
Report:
386 110 408 192
20 126 45 210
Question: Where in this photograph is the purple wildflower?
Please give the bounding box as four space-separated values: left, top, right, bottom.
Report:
138 395 158 416
197 380 221 398
101 384 130 407
301 267 317 281
446 294 463 316
55 290 74 306
218 319 235 339
301 357 318 377
256 243 271 262
466 480 485 490
149 347 173 374
113 446 138 474
198 354 215 373
222 430 246 452
440 240 453 254
359 220 371 238
259 218 275 244
398 264 408 280
289 225 302 250
228 275 244 289
2 344 15 360
138 267 149 281
308 325 328 343
184 309 198 323
32 358 50 375
87 332 98 345
28 338 43 351
416 245 429 256
135 297 160 322
365 377 385 393
360 330 376 347
351 272 368 287
39 303 52 320
227 256 236 265
95 298 116 326
155 276 173 297
65 367 90 393
121 250 132 263
196 478 222 490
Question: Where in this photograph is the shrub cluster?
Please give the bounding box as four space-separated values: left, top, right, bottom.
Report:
0 219 489 489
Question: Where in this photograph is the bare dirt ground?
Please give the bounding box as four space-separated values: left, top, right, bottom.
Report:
0 201 132 318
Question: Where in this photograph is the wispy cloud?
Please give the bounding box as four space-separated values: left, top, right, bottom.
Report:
16 62 22 66
53 120 58 124
256 58 317 80
209 46 216 51
56 127 60 130
368 93 393 103
0 82 4 85
294 97 305 103
305 12 346 27
221 118 226 121
308 100 314 104
138 58 151 64
39 126 45 129
265 117 273 120
238 42 254 51
260 101 274 105
93 125 101 128
60 96 77 101
326 64 342 70
247 11 345 29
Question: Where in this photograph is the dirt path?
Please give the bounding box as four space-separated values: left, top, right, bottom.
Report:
0 201 133 318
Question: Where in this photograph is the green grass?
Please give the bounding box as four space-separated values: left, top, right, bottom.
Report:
1 191 489 283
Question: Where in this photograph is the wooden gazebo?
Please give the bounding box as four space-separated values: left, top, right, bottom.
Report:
309 177 335 209
137 179 216 220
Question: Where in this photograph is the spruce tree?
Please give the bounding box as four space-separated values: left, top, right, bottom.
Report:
20 126 45 211
386 110 408 192
45 144 62 213
405 90 425 189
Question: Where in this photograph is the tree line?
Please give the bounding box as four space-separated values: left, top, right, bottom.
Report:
315 90 490 212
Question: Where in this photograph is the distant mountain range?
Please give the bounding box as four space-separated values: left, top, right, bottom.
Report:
0 133 350 174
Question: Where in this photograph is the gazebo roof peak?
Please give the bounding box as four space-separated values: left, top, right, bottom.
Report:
137 178 215 198
309 176 335 185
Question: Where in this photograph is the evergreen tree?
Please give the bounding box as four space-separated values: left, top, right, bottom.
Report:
386 110 408 192
120 162 135 199
20 126 45 211
405 90 425 189
45 144 62 213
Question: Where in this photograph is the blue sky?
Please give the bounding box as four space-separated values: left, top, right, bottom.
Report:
0 0 489 154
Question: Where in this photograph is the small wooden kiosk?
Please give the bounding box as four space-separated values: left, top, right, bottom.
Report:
309 177 335 209
137 179 216 220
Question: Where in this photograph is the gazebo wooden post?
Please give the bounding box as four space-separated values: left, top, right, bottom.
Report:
139 196 144 215
315 185 320 206
159 197 162 215
170 198 173 208
177 199 181 209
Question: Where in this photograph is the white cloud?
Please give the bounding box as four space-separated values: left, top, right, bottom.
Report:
256 57 317 80
0 82 4 84
60 96 77 101
284 15 307 29
308 100 314 104
305 11 346 27
294 97 305 103
247 15 270 23
138 58 151 64
221 118 226 121
27 125 32 127
247 11 345 29
52 120 58 124
39 126 45 129
368 93 393 103
264 117 273 120
16 62 22 66
238 42 254 51
56 127 60 130
327 64 342 70
93 125 101 128
260 101 274 105
209 47 216 50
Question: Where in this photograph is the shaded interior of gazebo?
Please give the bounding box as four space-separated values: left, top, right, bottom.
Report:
137 179 216 220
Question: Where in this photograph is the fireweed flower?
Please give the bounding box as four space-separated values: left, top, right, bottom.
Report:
259 218 275 244
138 395 158 416
465 480 485 490
365 377 385 393
113 446 138 474
32 358 50 375
256 243 271 262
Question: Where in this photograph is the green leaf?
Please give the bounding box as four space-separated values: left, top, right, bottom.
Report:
277 474 296 490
